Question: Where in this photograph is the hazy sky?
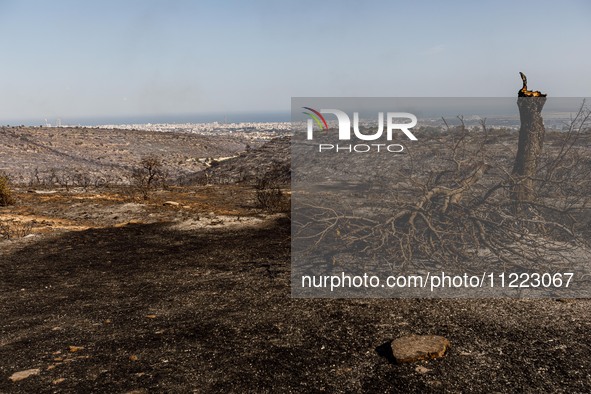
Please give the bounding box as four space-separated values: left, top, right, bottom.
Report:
0 0 590 123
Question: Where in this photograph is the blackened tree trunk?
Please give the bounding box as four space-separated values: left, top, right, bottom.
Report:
512 72 547 203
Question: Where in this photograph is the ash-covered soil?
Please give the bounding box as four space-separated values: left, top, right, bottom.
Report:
0 189 590 393
181 136 291 185
0 126 254 184
1 127 590 392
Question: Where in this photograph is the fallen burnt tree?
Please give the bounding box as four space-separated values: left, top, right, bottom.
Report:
294 90 591 274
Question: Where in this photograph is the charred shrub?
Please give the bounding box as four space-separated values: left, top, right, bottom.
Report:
255 166 290 213
131 155 168 200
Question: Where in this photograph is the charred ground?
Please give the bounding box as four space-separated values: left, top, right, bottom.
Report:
0 127 590 392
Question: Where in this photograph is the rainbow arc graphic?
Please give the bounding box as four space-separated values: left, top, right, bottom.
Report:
302 107 328 130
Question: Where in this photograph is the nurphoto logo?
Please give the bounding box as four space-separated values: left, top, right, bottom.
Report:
302 107 418 153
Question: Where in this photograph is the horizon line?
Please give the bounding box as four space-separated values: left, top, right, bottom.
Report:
0 110 292 127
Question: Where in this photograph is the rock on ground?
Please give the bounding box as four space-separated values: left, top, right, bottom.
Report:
391 335 450 363
9 368 40 382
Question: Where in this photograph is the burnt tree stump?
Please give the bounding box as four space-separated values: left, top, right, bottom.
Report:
512 72 547 203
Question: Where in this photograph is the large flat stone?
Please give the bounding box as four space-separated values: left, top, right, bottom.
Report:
391 335 450 363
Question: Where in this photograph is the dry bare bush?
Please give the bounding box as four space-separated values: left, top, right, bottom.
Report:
255 182 288 213
0 220 33 240
27 168 117 190
255 165 290 213
131 154 168 200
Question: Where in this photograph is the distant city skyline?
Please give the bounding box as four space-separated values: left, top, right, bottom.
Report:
22 111 292 127
0 0 590 124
